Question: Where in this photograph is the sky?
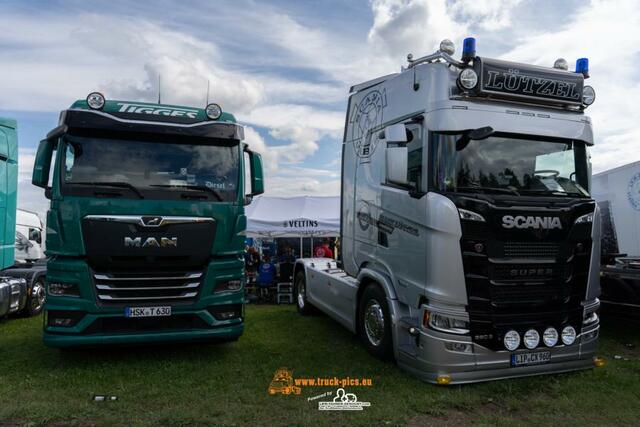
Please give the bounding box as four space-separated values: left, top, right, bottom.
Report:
1 0 639 219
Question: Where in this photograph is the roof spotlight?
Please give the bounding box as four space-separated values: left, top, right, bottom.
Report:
439 39 455 56
86 92 105 110
553 58 569 71
205 103 222 120
582 85 596 106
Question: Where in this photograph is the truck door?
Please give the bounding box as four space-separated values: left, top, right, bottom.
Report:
378 120 428 305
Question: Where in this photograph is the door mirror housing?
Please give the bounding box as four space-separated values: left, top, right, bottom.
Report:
382 123 408 143
246 149 264 196
32 138 55 189
386 146 408 186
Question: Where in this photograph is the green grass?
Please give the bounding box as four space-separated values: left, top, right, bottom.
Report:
0 305 639 426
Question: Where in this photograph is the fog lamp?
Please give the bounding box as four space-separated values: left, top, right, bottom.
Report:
444 341 473 353
503 330 520 351
86 92 105 110
523 329 540 349
205 103 222 120
562 326 577 345
594 357 606 368
543 327 558 347
458 68 478 90
215 279 243 293
48 282 80 297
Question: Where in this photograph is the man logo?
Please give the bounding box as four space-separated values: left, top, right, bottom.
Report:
141 216 163 227
124 237 178 248
502 215 562 230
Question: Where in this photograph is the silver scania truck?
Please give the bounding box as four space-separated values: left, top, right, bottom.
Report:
293 38 601 384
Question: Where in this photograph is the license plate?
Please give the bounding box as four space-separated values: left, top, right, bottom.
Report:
511 351 551 367
124 306 171 318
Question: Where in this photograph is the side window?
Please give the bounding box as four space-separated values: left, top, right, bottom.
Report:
405 124 423 192
64 143 75 181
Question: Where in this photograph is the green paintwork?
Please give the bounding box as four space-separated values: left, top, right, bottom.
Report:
39 100 253 347
0 118 18 270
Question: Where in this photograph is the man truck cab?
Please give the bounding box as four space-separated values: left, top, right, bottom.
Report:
33 93 263 347
294 38 600 384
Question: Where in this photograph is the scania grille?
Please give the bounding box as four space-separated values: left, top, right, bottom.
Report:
502 241 560 258
93 270 203 303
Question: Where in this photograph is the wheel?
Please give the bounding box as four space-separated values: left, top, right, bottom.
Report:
358 283 394 360
25 278 46 317
294 271 314 315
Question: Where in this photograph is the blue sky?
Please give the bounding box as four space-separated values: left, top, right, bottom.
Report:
1 0 639 218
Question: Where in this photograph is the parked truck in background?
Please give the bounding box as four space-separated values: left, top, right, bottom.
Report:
32 93 264 347
0 117 29 319
592 161 640 317
294 38 601 384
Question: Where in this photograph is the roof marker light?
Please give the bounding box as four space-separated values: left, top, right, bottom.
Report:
576 58 590 78
86 92 105 110
462 37 476 62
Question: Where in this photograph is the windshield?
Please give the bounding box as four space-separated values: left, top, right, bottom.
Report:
62 135 240 201
430 133 590 196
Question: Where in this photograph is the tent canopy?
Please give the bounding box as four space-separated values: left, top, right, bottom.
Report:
245 196 340 237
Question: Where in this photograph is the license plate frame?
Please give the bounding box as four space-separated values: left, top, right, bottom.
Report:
511 351 551 367
124 306 171 318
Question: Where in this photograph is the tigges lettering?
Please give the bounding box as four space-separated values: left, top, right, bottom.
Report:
116 103 198 119
124 237 178 248
501 215 562 230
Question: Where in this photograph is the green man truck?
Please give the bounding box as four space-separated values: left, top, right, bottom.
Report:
32 93 264 347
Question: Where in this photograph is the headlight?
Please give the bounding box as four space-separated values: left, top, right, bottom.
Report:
425 312 470 335
561 326 577 345
582 86 595 106
543 327 559 347
523 329 540 349
86 92 105 110
458 208 485 222
574 212 594 224
214 279 243 293
503 330 520 351
48 282 80 297
458 68 478 90
205 103 222 120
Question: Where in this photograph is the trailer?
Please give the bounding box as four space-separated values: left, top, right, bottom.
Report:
294 38 601 384
592 161 640 317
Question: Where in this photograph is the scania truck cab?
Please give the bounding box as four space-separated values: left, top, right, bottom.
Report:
33 93 263 347
294 38 601 384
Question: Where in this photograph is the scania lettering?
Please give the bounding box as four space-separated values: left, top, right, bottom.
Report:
293 38 601 384
33 93 264 347
501 215 563 230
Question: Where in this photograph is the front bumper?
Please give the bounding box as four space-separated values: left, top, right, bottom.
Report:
43 304 244 348
397 323 599 385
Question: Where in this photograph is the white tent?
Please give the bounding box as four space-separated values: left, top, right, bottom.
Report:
245 196 340 238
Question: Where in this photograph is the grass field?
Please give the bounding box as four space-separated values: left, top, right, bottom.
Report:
0 305 639 427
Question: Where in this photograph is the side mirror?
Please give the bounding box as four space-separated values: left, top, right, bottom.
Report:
386 146 408 186
382 123 408 143
32 138 55 189
247 149 264 196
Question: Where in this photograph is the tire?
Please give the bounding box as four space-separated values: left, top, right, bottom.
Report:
25 278 46 317
358 283 394 361
294 271 314 315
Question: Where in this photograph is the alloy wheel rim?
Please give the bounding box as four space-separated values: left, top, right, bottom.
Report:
364 299 385 346
32 283 45 312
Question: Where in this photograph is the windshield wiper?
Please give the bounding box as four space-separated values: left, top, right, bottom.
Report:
69 181 144 199
455 186 520 196
520 189 588 198
150 184 224 201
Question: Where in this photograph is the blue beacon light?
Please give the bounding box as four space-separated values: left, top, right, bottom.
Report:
576 58 590 78
462 37 476 62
